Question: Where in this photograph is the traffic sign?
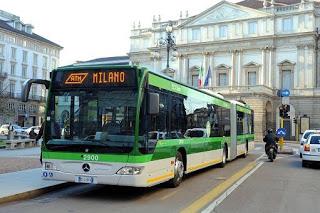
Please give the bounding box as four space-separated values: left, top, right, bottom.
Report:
276 128 287 137
278 89 290 97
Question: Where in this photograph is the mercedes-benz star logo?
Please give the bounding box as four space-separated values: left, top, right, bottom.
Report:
82 163 90 172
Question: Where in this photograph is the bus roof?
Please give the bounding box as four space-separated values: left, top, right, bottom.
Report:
53 64 249 110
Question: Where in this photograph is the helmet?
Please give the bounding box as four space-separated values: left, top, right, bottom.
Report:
267 129 273 134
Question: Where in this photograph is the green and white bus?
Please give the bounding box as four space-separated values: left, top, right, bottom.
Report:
22 65 254 187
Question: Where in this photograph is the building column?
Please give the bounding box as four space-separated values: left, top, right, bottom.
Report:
268 48 273 87
237 49 243 86
295 45 301 88
183 55 189 85
231 50 237 87
261 48 266 85
304 45 308 88
307 44 315 88
208 52 214 87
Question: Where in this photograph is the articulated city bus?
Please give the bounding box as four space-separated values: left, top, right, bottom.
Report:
22 65 254 187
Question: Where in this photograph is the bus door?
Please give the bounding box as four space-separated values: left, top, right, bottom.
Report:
230 103 237 160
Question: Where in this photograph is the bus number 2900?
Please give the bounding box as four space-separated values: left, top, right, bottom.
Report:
83 154 99 161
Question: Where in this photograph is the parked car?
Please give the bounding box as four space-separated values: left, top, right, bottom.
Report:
25 126 41 135
301 133 320 167
0 124 28 136
299 130 320 158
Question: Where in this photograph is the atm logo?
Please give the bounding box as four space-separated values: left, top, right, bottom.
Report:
65 73 88 84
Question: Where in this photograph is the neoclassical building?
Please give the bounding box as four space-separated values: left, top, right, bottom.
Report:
0 10 62 127
129 0 320 140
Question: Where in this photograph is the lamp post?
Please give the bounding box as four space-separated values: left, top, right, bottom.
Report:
159 21 177 69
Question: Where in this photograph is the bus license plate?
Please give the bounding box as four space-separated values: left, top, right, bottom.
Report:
75 176 95 184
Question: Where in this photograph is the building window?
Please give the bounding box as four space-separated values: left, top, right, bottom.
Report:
0 44 4 57
22 66 27 78
0 80 3 91
192 28 200 41
42 69 47 79
32 67 37 78
52 58 57 70
218 73 228 86
219 25 228 38
282 70 292 89
43 56 48 69
33 53 38 66
192 74 198 88
9 81 15 97
283 18 293 32
31 85 37 97
11 47 16 60
10 63 15 75
248 71 257 86
248 21 257 34
23 50 28 63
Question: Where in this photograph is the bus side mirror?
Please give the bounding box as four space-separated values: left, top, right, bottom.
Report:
21 79 50 102
148 92 159 115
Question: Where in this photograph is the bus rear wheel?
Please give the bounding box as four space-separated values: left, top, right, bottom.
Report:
168 152 184 188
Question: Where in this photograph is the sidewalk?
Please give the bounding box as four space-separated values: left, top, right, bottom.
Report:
0 168 67 205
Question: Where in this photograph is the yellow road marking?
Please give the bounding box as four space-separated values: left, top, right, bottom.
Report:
187 159 222 173
147 172 173 184
181 161 257 213
160 190 179 201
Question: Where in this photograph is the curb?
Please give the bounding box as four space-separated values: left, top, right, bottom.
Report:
0 182 73 205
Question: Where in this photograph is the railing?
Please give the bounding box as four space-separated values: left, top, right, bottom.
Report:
262 2 314 14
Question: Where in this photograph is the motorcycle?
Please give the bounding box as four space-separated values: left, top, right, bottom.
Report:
266 144 277 162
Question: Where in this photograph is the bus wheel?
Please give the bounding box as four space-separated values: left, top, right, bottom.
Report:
168 152 184 187
219 147 227 168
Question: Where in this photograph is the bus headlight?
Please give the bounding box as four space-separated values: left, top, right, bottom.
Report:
44 162 57 170
116 166 144 175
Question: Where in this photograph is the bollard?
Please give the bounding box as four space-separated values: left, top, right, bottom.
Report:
279 137 284 151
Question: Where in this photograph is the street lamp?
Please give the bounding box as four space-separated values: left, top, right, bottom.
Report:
158 21 177 69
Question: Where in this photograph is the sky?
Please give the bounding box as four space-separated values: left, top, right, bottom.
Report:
1 0 238 66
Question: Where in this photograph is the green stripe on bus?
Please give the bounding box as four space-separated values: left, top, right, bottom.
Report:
237 134 255 144
148 73 231 109
236 105 251 114
42 137 229 163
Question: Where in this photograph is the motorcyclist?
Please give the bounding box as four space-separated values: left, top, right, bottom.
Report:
263 129 279 154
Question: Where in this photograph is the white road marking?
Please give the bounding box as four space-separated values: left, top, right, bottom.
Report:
254 147 262 151
202 161 264 213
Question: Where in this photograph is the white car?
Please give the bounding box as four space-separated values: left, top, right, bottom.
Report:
299 130 320 158
0 124 28 136
302 133 320 167
25 126 41 135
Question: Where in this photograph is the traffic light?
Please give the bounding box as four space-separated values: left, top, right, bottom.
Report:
293 117 297 124
279 104 290 118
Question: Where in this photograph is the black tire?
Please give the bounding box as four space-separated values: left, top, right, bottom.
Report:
168 152 184 188
0 131 4 135
219 146 227 168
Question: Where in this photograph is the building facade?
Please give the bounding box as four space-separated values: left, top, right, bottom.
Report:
0 10 62 127
129 0 320 140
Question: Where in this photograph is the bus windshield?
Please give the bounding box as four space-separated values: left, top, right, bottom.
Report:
45 89 137 153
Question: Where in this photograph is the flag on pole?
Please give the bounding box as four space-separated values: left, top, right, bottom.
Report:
198 64 204 88
204 65 212 87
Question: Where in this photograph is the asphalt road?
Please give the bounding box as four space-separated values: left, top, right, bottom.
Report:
0 142 318 213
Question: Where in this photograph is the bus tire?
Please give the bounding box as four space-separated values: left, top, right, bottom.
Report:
219 146 227 168
168 152 184 188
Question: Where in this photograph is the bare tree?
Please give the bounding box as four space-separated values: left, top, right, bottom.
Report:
0 82 14 124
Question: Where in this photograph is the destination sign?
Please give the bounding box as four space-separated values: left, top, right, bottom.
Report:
53 69 136 89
